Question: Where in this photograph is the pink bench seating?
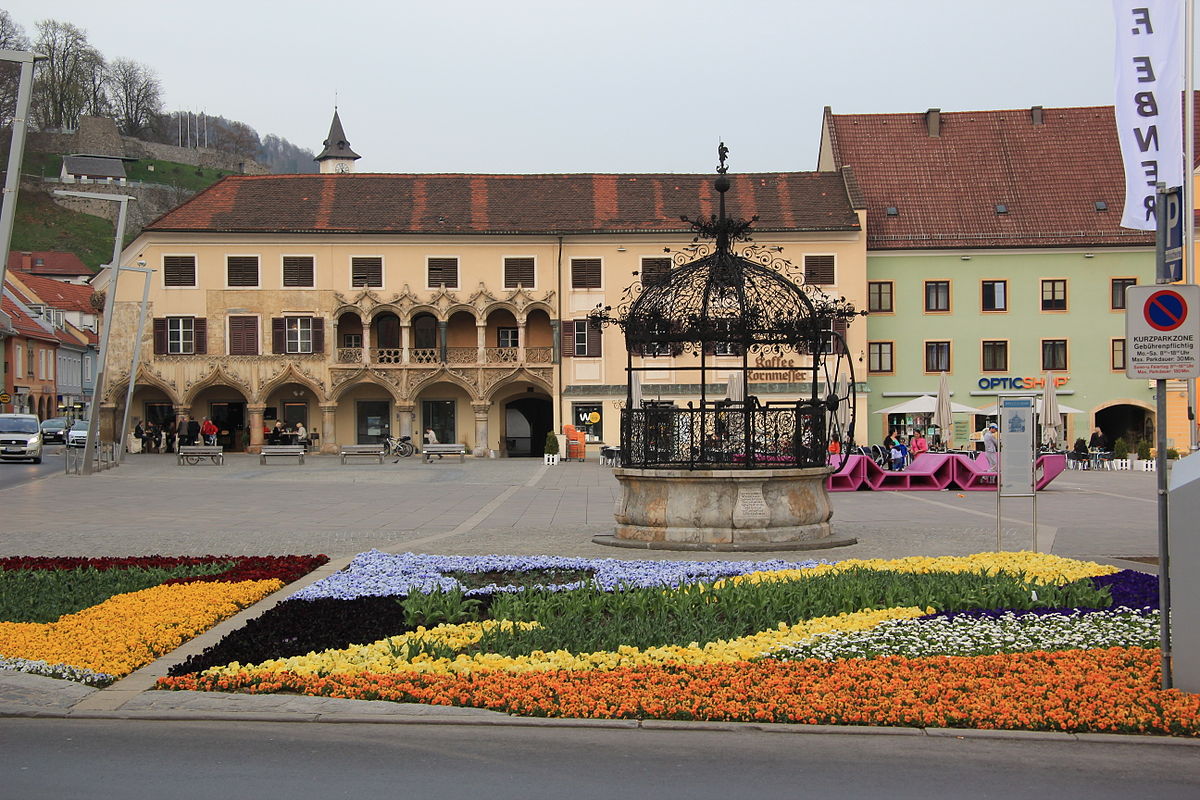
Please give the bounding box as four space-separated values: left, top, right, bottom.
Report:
826 452 1066 492
870 452 956 491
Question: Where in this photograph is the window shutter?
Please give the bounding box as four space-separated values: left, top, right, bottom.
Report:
804 255 835 285
831 318 847 354
283 256 314 287
571 259 602 289
586 320 602 358
560 321 574 358
427 257 458 288
504 257 536 289
351 257 383 287
312 317 325 353
228 316 259 355
272 317 286 354
227 256 259 287
153 318 168 354
163 256 196 287
194 318 208 354
641 257 671 287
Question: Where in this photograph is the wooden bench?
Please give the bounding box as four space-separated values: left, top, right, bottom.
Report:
423 443 468 463
177 445 224 466
340 444 385 464
260 444 305 464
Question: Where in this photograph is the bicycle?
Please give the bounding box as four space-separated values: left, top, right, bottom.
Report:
382 435 415 459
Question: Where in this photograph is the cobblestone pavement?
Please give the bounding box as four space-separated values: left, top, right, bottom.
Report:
0 454 1171 723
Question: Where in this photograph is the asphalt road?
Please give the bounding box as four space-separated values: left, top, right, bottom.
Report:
0 444 64 491
1 719 1196 800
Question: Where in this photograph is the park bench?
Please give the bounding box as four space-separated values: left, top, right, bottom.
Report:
423 443 468 463
177 445 224 466
259 444 305 465
340 444 385 464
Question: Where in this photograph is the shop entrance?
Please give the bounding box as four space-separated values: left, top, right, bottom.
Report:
504 396 553 457
356 401 390 444
1095 404 1153 449
208 402 246 451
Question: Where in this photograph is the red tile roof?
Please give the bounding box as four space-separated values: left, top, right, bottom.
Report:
145 172 861 235
8 272 97 314
1 296 58 343
823 105 1157 250
6 251 91 276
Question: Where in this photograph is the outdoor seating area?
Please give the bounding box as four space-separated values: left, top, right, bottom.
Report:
826 452 1067 492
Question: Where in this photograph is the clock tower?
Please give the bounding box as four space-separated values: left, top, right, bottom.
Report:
315 109 361 174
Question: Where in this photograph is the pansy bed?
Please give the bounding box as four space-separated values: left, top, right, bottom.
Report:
0 555 327 686
157 550 1200 736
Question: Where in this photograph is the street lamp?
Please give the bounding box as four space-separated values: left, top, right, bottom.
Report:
116 259 154 463
52 190 137 475
0 49 46 294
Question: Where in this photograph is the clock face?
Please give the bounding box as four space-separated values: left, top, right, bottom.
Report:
334 162 350 173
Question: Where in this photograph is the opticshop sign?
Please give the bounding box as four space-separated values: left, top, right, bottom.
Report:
976 375 1069 391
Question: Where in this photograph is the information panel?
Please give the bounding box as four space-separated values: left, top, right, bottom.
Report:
1125 284 1200 380
998 396 1035 497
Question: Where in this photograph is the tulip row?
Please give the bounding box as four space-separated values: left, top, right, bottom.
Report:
160 647 1200 735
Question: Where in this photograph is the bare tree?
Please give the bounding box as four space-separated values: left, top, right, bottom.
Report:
80 46 109 118
108 58 161 137
30 19 98 130
0 10 30 126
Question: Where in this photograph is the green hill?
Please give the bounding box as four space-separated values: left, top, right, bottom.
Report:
10 189 118 271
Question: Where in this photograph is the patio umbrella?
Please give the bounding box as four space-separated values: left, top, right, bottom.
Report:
933 371 953 449
726 372 745 402
629 370 642 408
1041 373 1063 449
976 399 1084 416
874 395 979 415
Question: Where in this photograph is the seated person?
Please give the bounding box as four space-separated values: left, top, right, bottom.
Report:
268 421 284 444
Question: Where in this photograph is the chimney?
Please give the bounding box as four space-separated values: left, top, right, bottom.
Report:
1031 105 1044 126
925 108 941 137
20 252 32 270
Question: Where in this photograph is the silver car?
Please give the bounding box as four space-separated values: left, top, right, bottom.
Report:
0 414 44 463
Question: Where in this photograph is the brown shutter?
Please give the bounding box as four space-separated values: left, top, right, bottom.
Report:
804 255 836 285
283 256 314 287
504 257 536 288
586 320 602 358
227 256 259 286
163 256 196 287
561 321 574 357
272 317 286 354
193 318 208 354
351 257 383 287
641 257 671 287
312 317 325 353
832 318 848 354
228 316 259 355
153 318 168 354
571 258 602 289
427 257 458 288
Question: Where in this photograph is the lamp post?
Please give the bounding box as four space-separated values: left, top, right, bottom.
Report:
52 191 136 475
0 49 45 294
116 261 154 463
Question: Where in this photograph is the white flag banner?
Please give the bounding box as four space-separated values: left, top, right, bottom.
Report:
1113 0 1184 231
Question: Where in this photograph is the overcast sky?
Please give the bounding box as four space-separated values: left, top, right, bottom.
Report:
6 1 1196 174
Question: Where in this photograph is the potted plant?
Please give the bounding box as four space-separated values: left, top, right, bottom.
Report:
544 431 560 465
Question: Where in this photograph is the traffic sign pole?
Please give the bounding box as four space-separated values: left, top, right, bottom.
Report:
1154 183 1173 689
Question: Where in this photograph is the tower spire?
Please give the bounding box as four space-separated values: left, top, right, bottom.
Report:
315 108 361 174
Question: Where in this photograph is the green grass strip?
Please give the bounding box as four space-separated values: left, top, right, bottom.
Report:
0 563 236 623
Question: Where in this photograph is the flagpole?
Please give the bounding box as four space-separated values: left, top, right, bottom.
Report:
1186 0 1197 452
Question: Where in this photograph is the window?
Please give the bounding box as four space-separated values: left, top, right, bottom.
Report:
924 281 950 312
868 342 893 373
352 257 383 288
571 258 602 289
286 317 312 353
427 257 458 289
867 281 893 313
228 316 259 355
271 316 324 354
563 320 601 357
1041 279 1067 311
640 257 671 287
226 256 259 287
982 340 1008 372
163 255 196 287
573 403 603 441
13 344 22 377
342 333 362 348
1112 338 1126 370
925 341 950 372
503 257 535 289
1042 339 1067 371
644 322 673 357
498 327 519 348
982 280 1007 311
283 256 315 287
1111 278 1136 310
803 255 836 285
168 317 194 354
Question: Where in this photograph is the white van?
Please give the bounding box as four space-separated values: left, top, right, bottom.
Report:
0 414 44 463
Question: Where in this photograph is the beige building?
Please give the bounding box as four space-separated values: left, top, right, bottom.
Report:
102 120 866 455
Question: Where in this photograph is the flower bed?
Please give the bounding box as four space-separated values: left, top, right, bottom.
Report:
0 555 327 686
156 550 1199 736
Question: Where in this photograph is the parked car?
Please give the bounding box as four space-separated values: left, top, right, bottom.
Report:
0 413 44 463
40 417 70 443
66 420 90 449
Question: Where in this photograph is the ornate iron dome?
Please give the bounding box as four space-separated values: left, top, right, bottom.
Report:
591 144 863 470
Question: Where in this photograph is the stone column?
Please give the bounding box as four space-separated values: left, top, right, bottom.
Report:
550 319 561 363
396 403 415 442
437 321 448 363
401 324 411 364
246 404 265 453
363 319 373 364
320 403 338 453
99 402 119 442
476 324 487 363
472 402 491 457
517 320 527 362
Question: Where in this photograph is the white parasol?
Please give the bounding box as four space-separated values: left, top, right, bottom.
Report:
1041 373 1063 449
932 371 954 449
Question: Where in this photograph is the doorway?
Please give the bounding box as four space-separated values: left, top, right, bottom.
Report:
505 396 553 457
422 399 456 446
356 400 390 444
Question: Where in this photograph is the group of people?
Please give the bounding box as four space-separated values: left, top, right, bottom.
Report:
133 416 219 453
266 420 308 446
882 428 929 471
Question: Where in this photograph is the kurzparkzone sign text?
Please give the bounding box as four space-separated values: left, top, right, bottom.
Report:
1125 284 1200 380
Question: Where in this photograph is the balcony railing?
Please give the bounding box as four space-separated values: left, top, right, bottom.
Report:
525 346 553 364
347 345 555 366
486 347 519 363
447 347 477 364
411 348 439 364
337 347 363 364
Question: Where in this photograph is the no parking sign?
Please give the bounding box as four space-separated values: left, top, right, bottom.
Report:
1125 285 1200 379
